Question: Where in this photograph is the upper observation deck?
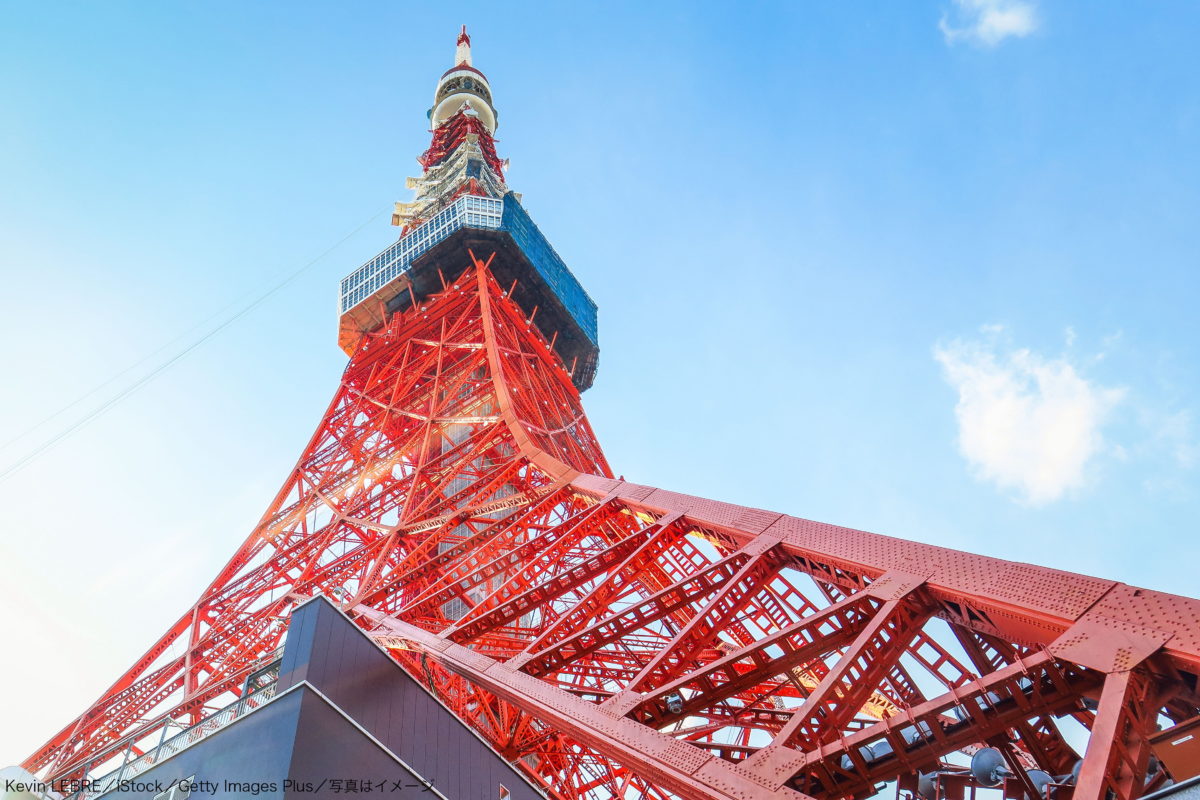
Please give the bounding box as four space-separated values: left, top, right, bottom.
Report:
337 192 599 390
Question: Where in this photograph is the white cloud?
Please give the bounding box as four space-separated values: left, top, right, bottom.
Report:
935 334 1124 505
940 0 1039 47
1148 409 1199 470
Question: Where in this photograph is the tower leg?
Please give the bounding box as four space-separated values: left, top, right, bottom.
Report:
1074 668 1159 800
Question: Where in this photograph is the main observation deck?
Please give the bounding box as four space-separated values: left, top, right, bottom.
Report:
338 193 599 390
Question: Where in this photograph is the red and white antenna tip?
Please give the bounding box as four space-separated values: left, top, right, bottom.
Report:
455 25 472 66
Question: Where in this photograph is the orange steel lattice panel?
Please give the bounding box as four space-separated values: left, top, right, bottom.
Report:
23 252 1200 800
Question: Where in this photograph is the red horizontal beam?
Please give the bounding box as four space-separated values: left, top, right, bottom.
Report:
572 476 1199 677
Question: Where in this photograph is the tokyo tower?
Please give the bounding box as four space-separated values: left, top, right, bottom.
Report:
16 26 1200 800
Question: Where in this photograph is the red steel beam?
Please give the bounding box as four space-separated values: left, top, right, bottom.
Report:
23 253 1200 800
360 607 805 800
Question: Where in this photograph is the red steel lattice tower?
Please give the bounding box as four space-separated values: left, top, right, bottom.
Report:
22 28 1200 800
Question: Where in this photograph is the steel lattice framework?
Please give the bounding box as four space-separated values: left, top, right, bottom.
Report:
22 28 1200 800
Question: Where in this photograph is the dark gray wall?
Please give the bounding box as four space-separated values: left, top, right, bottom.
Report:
278 597 545 800
98 689 299 800
99 687 433 800
286 689 431 796
97 597 545 800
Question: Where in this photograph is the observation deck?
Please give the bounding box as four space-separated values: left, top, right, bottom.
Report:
338 193 599 390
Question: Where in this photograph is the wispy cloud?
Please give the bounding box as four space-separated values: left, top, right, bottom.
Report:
935 329 1124 505
1147 409 1199 470
940 0 1039 47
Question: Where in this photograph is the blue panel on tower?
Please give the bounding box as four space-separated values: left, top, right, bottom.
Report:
500 193 598 346
337 193 600 389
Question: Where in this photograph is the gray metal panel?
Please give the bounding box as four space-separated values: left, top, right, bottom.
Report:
281 597 545 800
1144 777 1200 800
287 690 431 799
95 689 303 800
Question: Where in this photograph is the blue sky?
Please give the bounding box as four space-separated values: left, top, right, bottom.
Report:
1 0 1198 765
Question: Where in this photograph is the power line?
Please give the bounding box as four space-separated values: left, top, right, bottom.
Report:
0 285 262 456
0 207 388 484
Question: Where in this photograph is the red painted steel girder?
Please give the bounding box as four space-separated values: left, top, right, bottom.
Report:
419 109 505 176
24 253 1200 800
